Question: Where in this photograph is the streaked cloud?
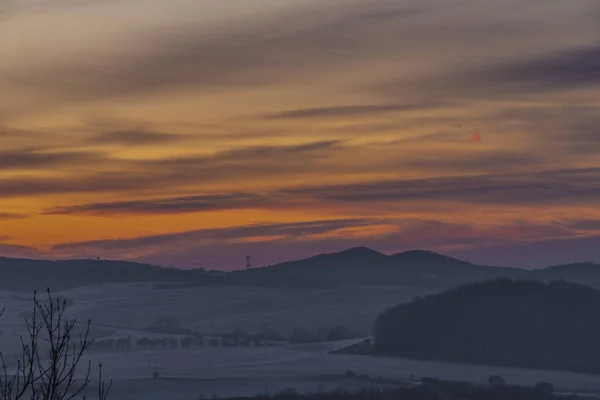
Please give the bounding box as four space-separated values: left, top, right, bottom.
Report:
88 130 187 146
50 218 384 267
476 43 600 92
47 217 600 269
0 242 46 259
43 192 272 216
0 148 109 171
259 103 445 120
1 0 600 267
39 165 600 217
281 167 600 207
0 140 346 197
0 212 27 220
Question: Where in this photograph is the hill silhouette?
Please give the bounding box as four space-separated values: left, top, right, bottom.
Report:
2 247 600 291
0 257 229 291
234 247 600 289
373 279 600 374
531 262 600 287
232 247 525 289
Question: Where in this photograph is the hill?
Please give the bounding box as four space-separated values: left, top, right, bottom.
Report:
373 279 600 374
532 262 600 287
233 248 600 289
231 247 525 289
2 247 600 291
0 257 229 291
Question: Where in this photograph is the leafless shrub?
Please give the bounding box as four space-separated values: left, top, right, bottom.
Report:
0 288 112 400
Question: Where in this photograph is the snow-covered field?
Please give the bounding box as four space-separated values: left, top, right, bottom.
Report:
2 283 600 400
1 283 427 336
53 341 600 399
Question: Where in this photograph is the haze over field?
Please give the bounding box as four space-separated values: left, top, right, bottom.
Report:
1 274 600 399
2 0 600 269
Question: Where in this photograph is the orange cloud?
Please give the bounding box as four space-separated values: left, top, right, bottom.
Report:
2 0 600 268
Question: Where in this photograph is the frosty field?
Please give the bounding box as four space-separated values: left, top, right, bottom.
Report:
0 283 427 335
2 283 600 400
59 342 600 399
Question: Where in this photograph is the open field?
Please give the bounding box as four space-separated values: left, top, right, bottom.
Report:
2 283 600 399
58 341 600 399
0 283 428 336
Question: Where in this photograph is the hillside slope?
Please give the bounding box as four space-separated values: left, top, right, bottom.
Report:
0 257 228 291
232 247 525 289
532 262 600 287
373 279 600 374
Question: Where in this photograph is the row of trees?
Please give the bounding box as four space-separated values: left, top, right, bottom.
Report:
87 333 265 353
145 316 361 349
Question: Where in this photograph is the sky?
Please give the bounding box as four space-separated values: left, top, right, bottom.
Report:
1 0 600 269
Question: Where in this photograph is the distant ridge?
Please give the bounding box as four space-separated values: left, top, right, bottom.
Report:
1 247 600 291
532 261 600 284
392 249 469 263
0 257 228 291
232 247 525 289
233 247 600 289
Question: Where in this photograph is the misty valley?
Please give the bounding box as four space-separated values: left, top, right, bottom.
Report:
1 249 600 400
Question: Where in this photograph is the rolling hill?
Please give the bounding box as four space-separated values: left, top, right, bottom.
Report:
531 262 600 287
1 247 600 291
234 247 600 289
231 247 525 289
0 257 229 291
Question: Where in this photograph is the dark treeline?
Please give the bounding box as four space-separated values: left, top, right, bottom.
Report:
144 316 361 345
373 279 600 374
84 321 361 354
224 382 565 400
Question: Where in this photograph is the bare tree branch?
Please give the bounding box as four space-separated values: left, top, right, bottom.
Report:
0 288 111 400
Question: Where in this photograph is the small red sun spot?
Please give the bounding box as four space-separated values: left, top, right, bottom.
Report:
471 133 481 142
